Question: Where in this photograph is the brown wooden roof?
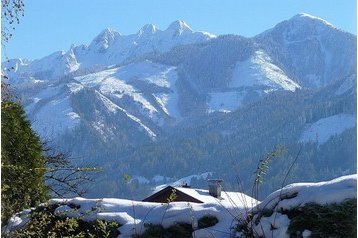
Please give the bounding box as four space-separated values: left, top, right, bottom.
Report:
142 186 203 203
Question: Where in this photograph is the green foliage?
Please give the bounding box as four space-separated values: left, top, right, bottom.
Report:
254 145 285 185
123 173 132 183
140 223 193 238
1 100 48 222
197 215 218 229
13 204 120 238
286 198 357 237
166 188 177 203
238 199 357 237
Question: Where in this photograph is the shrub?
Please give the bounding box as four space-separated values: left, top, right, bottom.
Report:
140 223 193 238
237 198 357 237
198 215 218 229
286 198 357 237
10 204 121 238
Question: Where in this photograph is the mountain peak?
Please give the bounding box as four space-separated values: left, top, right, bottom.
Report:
98 28 121 38
166 20 193 34
138 23 158 36
89 28 121 52
289 13 335 28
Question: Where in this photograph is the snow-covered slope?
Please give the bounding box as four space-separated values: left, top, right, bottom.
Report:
207 50 301 112
300 114 356 145
230 50 300 91
20 60 183 141
256 13 356 88
26 84 81 138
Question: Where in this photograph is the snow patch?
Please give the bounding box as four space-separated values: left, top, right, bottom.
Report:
67 82 84 94
207 91 246 113
95 91 157 139
231 50 300 91
293 13 335 29
29 94 81 138
300 114 356 145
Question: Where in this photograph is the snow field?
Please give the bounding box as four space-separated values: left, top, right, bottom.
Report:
300 113 356 145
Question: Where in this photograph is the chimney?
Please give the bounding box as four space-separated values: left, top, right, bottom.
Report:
208 179 223 198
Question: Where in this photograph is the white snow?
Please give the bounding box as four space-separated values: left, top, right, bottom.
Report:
249 174 356 238
67 82 84 94
115 61 171 87
262 174 356 209
152 92 180 118
230 50 301 92
25 85 81 138
75 68 118 87
208 50 301 113
45 190 256 238
250 212 290 237
3 18 213 81
5 20 213 79
207 91 246 113
5 175 356 238
11 50 79 79
73 20 214 70
95 91 157 139
114 61 180 118
75 62 180 120
293 13 335 29
300 113 356 145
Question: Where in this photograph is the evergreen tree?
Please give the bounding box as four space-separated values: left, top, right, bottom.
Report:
1 96 48 222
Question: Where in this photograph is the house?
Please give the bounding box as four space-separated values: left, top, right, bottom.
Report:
143 179 257 206
142 185 204 203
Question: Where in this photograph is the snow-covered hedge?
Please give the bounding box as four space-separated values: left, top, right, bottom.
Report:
238 174 357 237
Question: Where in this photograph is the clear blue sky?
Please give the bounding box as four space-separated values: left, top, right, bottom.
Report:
2 0 356 60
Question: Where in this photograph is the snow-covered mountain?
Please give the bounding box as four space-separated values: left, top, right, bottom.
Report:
3 20 215 80
256 13 356 88
2 14 356 198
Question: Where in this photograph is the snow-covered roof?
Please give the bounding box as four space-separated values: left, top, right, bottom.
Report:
174 186 257 207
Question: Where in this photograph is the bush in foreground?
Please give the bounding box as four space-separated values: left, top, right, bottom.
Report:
6 204 120 238
238 198 357 237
